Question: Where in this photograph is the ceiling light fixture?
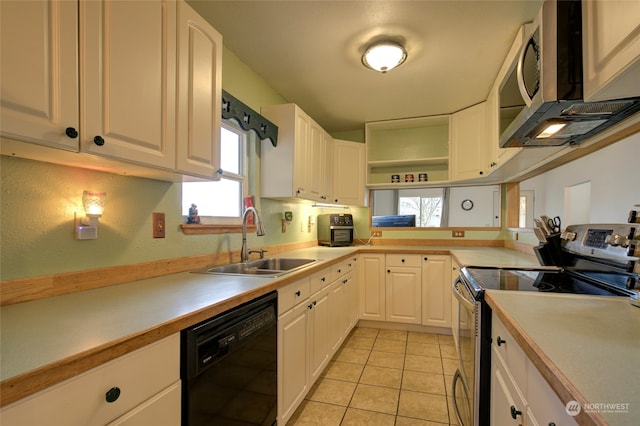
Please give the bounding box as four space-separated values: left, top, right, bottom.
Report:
362 41 407 73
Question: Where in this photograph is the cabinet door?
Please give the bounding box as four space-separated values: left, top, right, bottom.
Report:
332 139 365 206
293 108 311 197
106 381 181 426
328 278 345 353
305 120 325 202
0 0 79 151
583 0 640 101
308 288 330 384
176 1 222 179
359 253 386 321
385 267 421 324
278 302 309 425
450 102 490 181
491 348 527 426
81 0 177 169
527 361 578 426
422 255 452 328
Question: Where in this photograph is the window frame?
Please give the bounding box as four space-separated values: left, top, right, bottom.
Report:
180 120 252 234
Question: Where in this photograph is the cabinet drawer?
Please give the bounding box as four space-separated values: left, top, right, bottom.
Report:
386 254 421 268
492 314 527 389
0 334 180 426
309 268 331 294
278 277 310 314
332 261 349 278
106 381 181 426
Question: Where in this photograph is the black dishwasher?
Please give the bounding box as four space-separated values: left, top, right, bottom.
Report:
181 291 277 426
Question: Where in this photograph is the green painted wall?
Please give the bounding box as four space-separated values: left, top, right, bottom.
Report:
0 47 314 280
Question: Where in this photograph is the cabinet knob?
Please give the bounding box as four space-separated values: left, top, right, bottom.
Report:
308 303 313 309
105 386 121 403
401 258 405 263
295 290 301 296
479 171 484 175
510 405 522 419
65 127 78 139
93 135 105 146
424 257 428 261
321 277 325 282
497 336 506 346
387 269 391 273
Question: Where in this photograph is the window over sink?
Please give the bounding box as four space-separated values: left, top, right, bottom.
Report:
181 120 248 225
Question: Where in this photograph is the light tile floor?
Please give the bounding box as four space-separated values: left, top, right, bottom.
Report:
287 327 461 426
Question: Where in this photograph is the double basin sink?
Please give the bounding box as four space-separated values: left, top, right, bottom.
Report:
193 258 317 278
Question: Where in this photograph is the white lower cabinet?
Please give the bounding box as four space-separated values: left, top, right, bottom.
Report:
385 254 422 324
277 263 358 425
0 334 180 426
421 255 452 328
277 277 311 424
491 314 577 426
308 286 331 384
359 253 386 321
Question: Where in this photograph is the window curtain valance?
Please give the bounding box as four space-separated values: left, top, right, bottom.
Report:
222 90 278 147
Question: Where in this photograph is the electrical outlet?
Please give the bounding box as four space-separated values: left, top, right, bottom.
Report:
371 230 382 237
452 230 465 238
153 212 165 238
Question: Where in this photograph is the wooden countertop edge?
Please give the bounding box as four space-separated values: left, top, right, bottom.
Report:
485 292 608 426
0 245 534 406
0 251 362 407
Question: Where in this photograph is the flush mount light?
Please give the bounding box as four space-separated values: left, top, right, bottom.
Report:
362 41 407 73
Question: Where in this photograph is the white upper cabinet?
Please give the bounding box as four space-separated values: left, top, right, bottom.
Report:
332 139 365 206
0 0 79 151
450 102 490 181
1 0 222 181
260 103 334 202
175 1 222 179
583 0 640 101
80 0 177 170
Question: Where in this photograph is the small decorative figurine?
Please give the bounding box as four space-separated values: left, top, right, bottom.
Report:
187 204 201 224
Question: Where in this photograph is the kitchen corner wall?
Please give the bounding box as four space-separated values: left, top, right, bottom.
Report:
0 47 360 281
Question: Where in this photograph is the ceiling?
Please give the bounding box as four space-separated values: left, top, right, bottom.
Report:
187 0 542 134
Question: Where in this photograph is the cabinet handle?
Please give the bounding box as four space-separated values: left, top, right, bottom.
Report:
93 135 105 146
401 258 405 263
338 269 342 273
479 171 484 175
65 127 78 139
295 290 301 296
308 303 313 309
105 386 121 403
321 277 325 282
343 279 348 284
497 336 506 346
387 269 391 273
424 257 428 261
510 405 522 419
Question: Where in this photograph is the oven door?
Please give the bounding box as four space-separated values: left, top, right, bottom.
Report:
452 277 478 426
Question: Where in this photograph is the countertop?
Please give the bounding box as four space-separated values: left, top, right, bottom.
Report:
486 291 640 426
1 246 539 406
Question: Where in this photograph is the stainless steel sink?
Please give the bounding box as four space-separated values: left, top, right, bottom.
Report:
193 258 316 277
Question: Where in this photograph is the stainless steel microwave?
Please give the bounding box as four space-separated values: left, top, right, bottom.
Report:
317 214 354 247
498 0 640 148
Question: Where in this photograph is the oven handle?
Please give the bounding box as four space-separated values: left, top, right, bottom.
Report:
452 369 470 426
453 278 475 312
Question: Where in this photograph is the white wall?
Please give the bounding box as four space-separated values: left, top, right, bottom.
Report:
520 133 640 224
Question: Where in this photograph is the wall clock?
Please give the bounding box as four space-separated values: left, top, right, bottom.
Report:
461 199 474 211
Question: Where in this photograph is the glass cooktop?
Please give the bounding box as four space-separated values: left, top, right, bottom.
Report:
463 267 634 297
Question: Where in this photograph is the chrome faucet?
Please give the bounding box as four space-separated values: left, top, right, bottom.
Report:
241 206 265 263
